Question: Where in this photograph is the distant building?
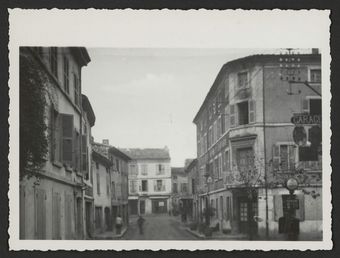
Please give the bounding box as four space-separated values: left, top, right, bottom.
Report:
193 52 322 240
19 47 93 239
170 167 189 216
121 148 171 215
92 150 113 234
92 140 131 232
185 159 199 221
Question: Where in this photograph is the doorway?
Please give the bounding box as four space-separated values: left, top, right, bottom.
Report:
140 200 146 215
104 207 111 230
238 197 258 236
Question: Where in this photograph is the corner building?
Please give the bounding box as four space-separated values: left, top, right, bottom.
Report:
193 53 322 240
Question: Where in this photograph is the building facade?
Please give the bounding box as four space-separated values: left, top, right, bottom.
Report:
92 140 131 231
19 47 94 239
185 159 199 222
193 52 322 240
170 167 190 217
123 148 172 215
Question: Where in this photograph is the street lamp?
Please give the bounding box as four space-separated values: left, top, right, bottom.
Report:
285 177 300 241
204 173 212 226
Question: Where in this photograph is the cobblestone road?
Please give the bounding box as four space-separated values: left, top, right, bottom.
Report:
122 214 197 240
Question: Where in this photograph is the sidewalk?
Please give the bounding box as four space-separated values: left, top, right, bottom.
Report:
93 226 128 240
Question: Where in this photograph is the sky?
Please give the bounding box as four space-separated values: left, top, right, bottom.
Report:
82 48 300 167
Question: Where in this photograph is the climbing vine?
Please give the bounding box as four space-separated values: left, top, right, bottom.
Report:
20 48 49 180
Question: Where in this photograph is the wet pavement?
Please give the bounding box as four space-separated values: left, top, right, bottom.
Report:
121 214 197 240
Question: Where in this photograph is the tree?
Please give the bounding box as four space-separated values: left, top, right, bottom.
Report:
20 49 49 180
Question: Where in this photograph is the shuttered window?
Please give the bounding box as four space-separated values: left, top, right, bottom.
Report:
272 143 296 172
63 56 70 93
73 130 80 172
50 106 62 163
230 104 236 127
82 134 88 177
61 114 74 167
52 191 61 239
248 99 256 123
74 74 79 106
35 188 46 239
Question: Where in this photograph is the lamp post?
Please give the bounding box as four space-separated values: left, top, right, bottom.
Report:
285 177 299 241
204 173 212 226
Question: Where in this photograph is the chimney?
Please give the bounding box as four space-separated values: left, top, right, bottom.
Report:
312 48 319 54
102 139 109 145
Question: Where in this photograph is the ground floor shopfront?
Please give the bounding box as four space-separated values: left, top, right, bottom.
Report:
128 196 170 215
196 186 322 240
19 175 84 240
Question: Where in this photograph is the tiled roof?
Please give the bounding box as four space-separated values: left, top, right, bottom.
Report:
119 148 170 160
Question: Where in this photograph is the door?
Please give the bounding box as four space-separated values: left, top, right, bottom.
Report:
85 202 93 238
238 197 258 235
112 206 117 228
140 200 145 214
104 207 111 230
52 191 61 239
76 198 83 239
129 200 138 215
152 199 168 214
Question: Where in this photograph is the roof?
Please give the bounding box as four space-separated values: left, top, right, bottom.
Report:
192 53 321 123
109 146 132 161
185 159 198 172
82 94 96 127
92 150 112 167
70 47 91 67
171 167 185 175
119 148 170 160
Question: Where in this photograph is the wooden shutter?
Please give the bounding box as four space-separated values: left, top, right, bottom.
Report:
288 145 296 171
61 114 74 166
272 144 280 171
296 194 305 221
273 195 283 221
230 104 235 127
64 193 73 239
81 135 88 176
73 130 79 172
35 188 46 239
248 99 256 123
20 185 25 239
50 106 55 162
52 191 61 239
302 98 310 113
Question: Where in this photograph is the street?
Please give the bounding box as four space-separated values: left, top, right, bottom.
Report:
122 215 197 240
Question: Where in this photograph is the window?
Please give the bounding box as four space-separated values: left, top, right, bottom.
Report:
224 106 230 131
192 179 196 194
63 56 69 93
129 180 137 193
155 180 165 192
310 69 321 83
208 126 212 148
129 164 138 175
236 147 255 174
272 144 296 172
214 157 219 179
106 168 110 196
82 134 88 176
302 97 321 116
225 150 230 173
50 47 58 78
96 172 100 195
112 182 116 198
218 154 223 179
141 180 148 192
213 120 217 143
73 74 79 106
181 183 188 193
238 101 249 125
173 183 178 193
116 158 120 172
50 106 61 163
217 116 222 139
238 72 248 88
156 164 165 175
141 164 148 175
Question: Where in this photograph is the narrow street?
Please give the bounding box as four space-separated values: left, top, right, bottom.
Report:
122 215 197 240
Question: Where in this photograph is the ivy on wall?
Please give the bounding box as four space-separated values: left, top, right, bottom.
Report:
20 49 49 180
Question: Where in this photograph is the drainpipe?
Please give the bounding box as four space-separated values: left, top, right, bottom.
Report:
262 65 269 239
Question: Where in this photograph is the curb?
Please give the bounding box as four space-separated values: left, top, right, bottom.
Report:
185 228 206 240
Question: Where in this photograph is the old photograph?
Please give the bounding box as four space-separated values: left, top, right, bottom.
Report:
8 10 331 250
